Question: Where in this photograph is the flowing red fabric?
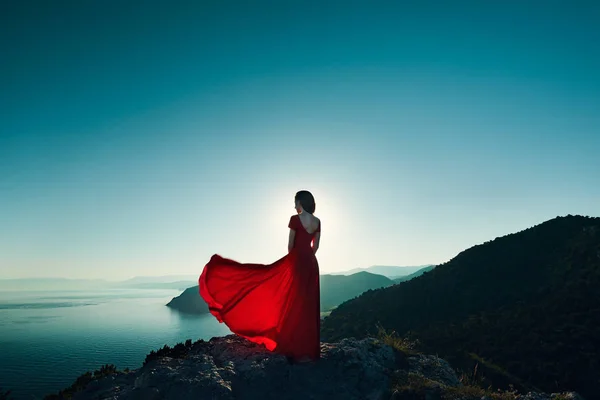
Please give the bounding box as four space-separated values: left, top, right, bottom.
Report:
199 215 321 361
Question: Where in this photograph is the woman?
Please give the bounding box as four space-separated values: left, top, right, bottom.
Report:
199 190 321 362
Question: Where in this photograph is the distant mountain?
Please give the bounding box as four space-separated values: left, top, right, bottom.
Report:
392 265 436 283
320 272 394 311
119 275 199 285
166 271 394 314
0 278 112 290
122 281 196 290
333 265 434 278
0 275 198 291
166 286 209 314
321 215 600 398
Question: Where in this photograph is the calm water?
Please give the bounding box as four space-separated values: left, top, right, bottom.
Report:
0 289 230 400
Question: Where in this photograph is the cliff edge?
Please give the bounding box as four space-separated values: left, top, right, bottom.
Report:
47 335 584 400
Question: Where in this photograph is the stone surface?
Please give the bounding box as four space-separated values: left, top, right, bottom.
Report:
66 335 584 400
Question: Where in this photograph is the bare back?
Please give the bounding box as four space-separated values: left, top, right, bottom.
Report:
298 213 320 234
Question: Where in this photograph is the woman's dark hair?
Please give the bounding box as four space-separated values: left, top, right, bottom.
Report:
295 190 316 214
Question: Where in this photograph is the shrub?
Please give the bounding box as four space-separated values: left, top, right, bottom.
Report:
376 323 420 354
44 364 120 399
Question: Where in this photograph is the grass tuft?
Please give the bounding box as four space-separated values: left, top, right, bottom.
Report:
375 323 420 354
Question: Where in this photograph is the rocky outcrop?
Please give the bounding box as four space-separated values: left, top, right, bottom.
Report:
61 335 584 400
165 286 209 314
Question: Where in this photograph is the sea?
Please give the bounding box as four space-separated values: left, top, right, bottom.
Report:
0 288 230 400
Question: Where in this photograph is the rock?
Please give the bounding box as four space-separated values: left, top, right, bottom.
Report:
165 286 209 314
551 394 586 400
127 387 161 400
516 393 586 400
407 354 461 388
69 335 399 400
64 335 584 400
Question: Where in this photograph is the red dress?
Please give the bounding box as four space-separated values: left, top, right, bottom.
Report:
199 214 321 361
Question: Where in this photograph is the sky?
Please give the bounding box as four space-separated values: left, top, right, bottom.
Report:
1 0 599 280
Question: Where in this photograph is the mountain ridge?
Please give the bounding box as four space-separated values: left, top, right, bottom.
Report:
331 264 434 278
392 265 436 283
0 276 198 290
321 214 600 398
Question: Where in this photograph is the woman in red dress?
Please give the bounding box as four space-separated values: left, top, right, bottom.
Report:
199 190 321 362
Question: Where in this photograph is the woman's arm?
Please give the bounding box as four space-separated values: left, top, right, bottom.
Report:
312 232 320 254
288 228 296 253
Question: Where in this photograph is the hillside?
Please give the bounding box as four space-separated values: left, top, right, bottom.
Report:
333 265 433 278
0 276 197 291
392 265 436 283
166 271 394 314
321 215 600 398
320 272 393 311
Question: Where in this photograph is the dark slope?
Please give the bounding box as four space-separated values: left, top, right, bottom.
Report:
321 215 600 397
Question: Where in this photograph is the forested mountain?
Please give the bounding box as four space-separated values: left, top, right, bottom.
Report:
319 272 393 311
333 265 432 278
321 215 600 398
392 265 435 283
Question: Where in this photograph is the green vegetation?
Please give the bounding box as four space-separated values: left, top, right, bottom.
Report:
323 215 600 399
375 323 420 355
45 339 198 399
442 384 520 400
390 371 444 398
44 364 120 400
320 272 393 311
377 326 523 400
389 360 524 400
143 338 194 365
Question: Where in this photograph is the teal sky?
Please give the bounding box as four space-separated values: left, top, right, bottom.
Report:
1 1 599 280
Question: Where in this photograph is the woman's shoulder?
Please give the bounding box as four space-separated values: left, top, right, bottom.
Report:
292 213 320 222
